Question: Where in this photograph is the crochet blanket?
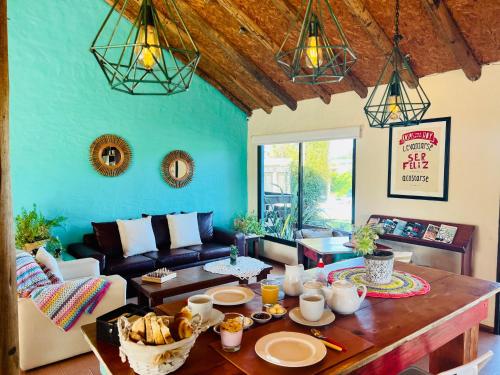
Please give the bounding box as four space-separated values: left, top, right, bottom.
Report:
30 277 110 331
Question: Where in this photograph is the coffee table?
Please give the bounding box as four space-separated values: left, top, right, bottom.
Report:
131 263 272 307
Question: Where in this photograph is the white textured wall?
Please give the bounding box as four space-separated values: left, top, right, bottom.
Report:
248 65 500 325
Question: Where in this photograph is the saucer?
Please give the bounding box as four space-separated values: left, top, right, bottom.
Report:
288 307 335 327
200 308 224 332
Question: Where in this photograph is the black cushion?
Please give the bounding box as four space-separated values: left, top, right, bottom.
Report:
181 211 214 242
143 249 199 268
105 255 155 275
91 221 123 258
185 243 230 261
142 213 175 250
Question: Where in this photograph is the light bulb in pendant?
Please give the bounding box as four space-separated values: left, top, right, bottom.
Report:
386 83 402 121
134 5 162 70
305 15 323 69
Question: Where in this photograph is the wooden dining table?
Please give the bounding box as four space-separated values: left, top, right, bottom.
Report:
81 258 500 374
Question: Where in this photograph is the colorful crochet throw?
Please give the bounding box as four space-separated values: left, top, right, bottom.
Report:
328 266 430 298
30 277 110 331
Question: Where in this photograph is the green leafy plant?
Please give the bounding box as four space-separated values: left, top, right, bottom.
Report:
352 224 384 256
15 205 66 249
234 213 265 236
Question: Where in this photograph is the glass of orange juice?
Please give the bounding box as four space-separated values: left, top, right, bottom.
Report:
261 279 280 307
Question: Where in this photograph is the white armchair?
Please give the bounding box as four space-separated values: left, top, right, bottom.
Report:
18 258 126 370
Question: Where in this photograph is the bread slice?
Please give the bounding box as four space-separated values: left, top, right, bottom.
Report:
150 317 165 345
158 318 175 344
130 317 145 339
144 314 155 345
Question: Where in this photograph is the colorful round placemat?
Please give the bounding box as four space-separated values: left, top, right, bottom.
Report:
328 267 430 298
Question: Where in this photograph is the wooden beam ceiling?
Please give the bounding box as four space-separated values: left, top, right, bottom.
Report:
175 0 298 111
97 0 499 114
421 0 481 81
213 0 332 105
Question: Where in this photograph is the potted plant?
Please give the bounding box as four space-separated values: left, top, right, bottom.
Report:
352 224 394 284
15 205 66 253
233 213 265 237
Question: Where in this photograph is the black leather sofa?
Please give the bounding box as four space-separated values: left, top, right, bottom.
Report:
67 212 245 291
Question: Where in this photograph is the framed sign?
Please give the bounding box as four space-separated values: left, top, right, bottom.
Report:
388 117 451 201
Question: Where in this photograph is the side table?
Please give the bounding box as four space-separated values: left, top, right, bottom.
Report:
244 234 263 259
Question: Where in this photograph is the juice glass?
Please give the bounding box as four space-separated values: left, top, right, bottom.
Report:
220 313 244 352
261 279 280 307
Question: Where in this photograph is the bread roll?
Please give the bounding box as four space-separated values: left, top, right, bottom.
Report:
175 306 192 321
170 317 193 341
150 316 165 345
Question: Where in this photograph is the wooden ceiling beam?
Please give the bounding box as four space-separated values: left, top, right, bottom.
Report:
341 0 418 89
214 0 332 105
195 65 254 116
421 0 481 81
176 0 298 111
272 0 368 98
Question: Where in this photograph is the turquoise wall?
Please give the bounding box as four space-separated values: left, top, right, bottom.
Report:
7 0 248 245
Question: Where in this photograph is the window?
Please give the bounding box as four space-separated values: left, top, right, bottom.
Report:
259 139 355 243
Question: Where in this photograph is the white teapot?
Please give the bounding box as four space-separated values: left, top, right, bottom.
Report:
322 280 367 315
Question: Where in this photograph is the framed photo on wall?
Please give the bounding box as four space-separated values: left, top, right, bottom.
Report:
388 117 451 201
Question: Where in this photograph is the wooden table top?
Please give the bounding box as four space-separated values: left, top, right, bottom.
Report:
296 237 355 255
82 259 500 374
130 263 273 298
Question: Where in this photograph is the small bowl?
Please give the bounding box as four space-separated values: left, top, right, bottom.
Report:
251 311 272 324
243 316 254 329
266 307 287 319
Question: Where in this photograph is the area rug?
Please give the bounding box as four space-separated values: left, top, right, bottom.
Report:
328 266 430 298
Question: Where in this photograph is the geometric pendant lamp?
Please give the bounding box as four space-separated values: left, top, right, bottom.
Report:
90 0 200 96
364 0 430 128
276 0 357 85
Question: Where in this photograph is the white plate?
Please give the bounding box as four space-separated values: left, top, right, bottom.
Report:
205 286 255 306
288 307 335 327
200 308 224 332
255 331 327 367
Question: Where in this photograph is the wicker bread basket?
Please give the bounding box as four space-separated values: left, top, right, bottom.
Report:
118 315 202 375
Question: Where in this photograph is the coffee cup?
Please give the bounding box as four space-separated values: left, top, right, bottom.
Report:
302 280 324 296
299 293 324 322
187 294 213 323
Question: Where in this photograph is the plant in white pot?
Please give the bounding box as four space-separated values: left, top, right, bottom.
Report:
352 224 394 284
15 205 66 253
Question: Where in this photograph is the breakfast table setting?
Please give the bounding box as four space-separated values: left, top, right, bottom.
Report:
82 257 500 375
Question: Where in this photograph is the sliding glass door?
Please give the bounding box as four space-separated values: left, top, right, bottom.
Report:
259 139 355 244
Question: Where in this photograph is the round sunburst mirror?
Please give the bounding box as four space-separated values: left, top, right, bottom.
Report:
89 134 131 177
161 150 194 188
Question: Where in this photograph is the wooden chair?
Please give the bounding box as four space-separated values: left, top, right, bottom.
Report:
399 351 493 375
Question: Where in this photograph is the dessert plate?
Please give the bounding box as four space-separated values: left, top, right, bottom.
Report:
205 286 255 306
289 307 335 327
255 331 326 367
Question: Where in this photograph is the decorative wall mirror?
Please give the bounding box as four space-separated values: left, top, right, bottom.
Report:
89 134 132 177
161 150 194 188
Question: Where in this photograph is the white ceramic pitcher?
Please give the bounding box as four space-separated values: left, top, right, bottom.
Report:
283 264 304 296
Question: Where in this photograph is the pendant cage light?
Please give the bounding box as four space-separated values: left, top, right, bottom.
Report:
90 0 200 96
364 0 430 128
276 0 356 85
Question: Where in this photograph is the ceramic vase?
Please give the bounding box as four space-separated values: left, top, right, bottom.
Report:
364 250 394 284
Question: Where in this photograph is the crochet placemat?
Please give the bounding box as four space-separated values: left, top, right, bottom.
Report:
328 266 430 298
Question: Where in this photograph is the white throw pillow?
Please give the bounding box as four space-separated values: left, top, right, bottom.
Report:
167 212 203 249
117 216 158 258
36 247 64 281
